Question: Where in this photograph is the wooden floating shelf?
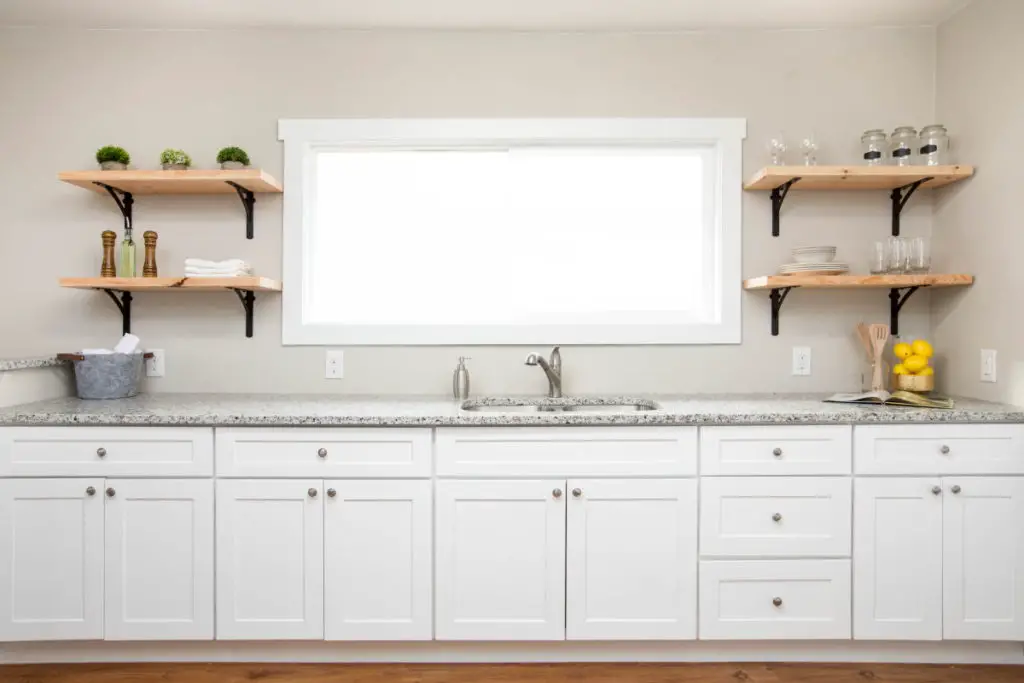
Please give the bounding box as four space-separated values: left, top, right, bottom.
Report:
743 274 974 291
58 169 282 194
744 165 974 191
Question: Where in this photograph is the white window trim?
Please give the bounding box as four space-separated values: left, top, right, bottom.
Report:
278 118 746 346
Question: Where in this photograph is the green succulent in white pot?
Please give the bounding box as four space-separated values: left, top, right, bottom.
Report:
216 146 251 170
159 148 192 171
96 145 130 170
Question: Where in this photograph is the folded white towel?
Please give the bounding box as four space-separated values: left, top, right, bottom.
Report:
184 258 251 270
185 270 252 278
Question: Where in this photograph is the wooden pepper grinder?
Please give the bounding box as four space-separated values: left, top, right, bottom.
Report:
142 231 159 277
100 230 117 277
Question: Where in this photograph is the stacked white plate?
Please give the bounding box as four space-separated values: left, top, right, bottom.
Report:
779 245 847 275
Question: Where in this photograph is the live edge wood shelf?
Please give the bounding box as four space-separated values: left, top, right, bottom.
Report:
744 165 974 237
60 277 283 339
742 274 974 337
58 169 284 239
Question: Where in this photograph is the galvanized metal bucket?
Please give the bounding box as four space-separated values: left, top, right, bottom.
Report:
59 353 147 400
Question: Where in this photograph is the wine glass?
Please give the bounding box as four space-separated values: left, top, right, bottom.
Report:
799 132 819 166
767 133 788 166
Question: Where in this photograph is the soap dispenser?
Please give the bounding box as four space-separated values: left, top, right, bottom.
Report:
452 356 471 400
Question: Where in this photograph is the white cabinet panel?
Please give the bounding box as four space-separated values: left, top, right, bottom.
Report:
700 477 851 558
435 480 565 640
566 479 697 640
854 424 1024 475
216 480 324 640
853 478 943 640
698 560 851 640
104 479 214 640
324 480 432 641
943 477 1024 641
0 478 104 641
700 426 851 476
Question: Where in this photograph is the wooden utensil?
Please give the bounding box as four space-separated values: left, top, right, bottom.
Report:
868 323 890 392
856 323 874 360
143 231 159 277
100 231 117 277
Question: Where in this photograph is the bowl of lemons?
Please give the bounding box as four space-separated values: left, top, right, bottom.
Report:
893 339 935 392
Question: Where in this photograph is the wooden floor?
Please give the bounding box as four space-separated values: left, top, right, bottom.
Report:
2 663 1023 683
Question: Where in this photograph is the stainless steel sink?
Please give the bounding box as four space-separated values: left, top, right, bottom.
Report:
460 398 660 414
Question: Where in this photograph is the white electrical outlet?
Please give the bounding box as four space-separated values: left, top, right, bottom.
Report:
981 349 997 383
145 349 165 378
792 346 812 376
325 350 344 379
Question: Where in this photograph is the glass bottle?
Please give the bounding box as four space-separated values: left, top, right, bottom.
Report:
890 126 918 166
861 129 887 166
919 124 950 166
119 227 137 277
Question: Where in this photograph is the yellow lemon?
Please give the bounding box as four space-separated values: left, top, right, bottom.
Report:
911 339 934 358
918 366 935 376
893 342 913 360
903 355 929 373
893 364 910 375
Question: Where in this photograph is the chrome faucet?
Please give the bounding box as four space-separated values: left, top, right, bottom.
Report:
525 346 563 398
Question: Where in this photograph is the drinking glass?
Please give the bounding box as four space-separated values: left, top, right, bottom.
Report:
887 236 908 274
767 133 788 166
908 237 931 273
869 242 887 274
799 132 819 166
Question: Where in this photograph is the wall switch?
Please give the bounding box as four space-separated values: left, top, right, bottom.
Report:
145 349 165 378
981 349 997 383
792 346 812 376
325 350 344 379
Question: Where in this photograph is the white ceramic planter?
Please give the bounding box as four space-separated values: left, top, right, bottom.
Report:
99 161 127 171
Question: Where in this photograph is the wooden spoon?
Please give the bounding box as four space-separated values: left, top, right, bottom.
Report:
868 323 890 392
856 323 874 361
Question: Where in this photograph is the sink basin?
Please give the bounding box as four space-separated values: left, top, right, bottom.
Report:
461 398 660 414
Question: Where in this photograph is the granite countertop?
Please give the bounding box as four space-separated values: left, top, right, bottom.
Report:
0 393 1021 427
0 357 68 372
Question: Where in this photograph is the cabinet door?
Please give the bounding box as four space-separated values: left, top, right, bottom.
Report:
853 478 943 640
0 479 104 641
943 477 1024 640
216 480 323 639
104 479 214 640
324 480 432 641
566 479 696 640
435 480 565 640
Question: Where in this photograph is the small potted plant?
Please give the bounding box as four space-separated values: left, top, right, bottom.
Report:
216 146 250 170
159 148 192 170
96 146 130 170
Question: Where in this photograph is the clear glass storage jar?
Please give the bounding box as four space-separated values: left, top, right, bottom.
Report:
890 126 918 166
861 129 887 166
919 124 950 166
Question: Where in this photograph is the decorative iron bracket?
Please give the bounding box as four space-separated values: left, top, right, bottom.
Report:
93 183 134 232
770 178 801 237
888 286 925 336
890 178 933 236
769 287 795 336
226 182 256 239
233 289 256 338
102 289 133 335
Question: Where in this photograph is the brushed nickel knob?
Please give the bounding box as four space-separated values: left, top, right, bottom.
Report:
318 448 328 458
772 447 783 457
772 597 783 607
308 488 318 498
940 445 951 455
951 485 962 494
327 488 337 498
552 488 563 498
932 486 942 495
572 488 583 498
105 487 115 497
96 447 107 458
86 486 96 496
772 513 782 522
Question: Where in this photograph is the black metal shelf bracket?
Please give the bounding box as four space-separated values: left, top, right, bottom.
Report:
226 182 256 239
770 178 801 237
888 286 924 336
93 182 134 232
233 289 256 338
102 289 133 335
769 287 795 336
890 178 933 236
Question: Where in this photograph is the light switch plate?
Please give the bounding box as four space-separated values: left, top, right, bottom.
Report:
325 350 344 379
981 349 997 383
145 349 165 378
792 347 811 376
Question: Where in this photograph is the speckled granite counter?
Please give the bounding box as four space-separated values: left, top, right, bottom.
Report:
0 357 67 372
0 393 1021 427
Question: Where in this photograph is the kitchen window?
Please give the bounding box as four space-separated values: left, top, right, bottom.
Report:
279 118 745 345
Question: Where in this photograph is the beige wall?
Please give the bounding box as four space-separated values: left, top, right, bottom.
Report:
0 26 937 395
0 367 74 408
933 0 1024 403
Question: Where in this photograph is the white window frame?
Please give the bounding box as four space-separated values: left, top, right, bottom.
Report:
278 118 746 346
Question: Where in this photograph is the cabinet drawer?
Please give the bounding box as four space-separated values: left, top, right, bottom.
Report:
700 478 851 557
701 426 851 475
216 428 431 477
698 560 851 640
436 427 697 477
855 424 1024 475
0 427 213 477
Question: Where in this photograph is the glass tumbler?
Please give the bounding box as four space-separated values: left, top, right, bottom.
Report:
887 236 908 274
870 242 888 274
908 237 931 273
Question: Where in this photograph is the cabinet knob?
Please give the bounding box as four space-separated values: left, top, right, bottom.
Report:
931 486 942 495
940 445 951 455
572 488 583 498
96 447 107 458
105 487 115 497
772 447 783 457
318 448 328 458
86 486 96 496
772 513 782 523
772 597 783 607
951 485 962 494
327 488 337 498
552 488 563 498
308 488 318 498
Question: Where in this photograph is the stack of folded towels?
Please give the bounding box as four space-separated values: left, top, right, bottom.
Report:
184 258 253 278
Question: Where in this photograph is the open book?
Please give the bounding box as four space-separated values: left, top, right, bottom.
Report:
825 391 954 409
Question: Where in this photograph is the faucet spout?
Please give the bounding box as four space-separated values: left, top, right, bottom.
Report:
525 346 563 398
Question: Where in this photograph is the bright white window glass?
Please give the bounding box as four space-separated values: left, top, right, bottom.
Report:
307 147 708 327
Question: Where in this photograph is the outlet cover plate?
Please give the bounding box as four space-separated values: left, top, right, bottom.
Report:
326 350 344 379
792 346 811 376
145 349 165 378
981 349 997 383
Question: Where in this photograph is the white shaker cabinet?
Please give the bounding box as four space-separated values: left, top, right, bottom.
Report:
435 480 566 640
324 480 432 641
216 480 324 640
0 479 104 641
566 478 697 640
104 480 214 640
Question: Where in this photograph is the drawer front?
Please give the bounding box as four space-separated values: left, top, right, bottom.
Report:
855 424 1024 475
700 478 851 558
698 560 851 640
216 428 431 477
701 426 851 475
435 427 697 477
0 427 213 477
